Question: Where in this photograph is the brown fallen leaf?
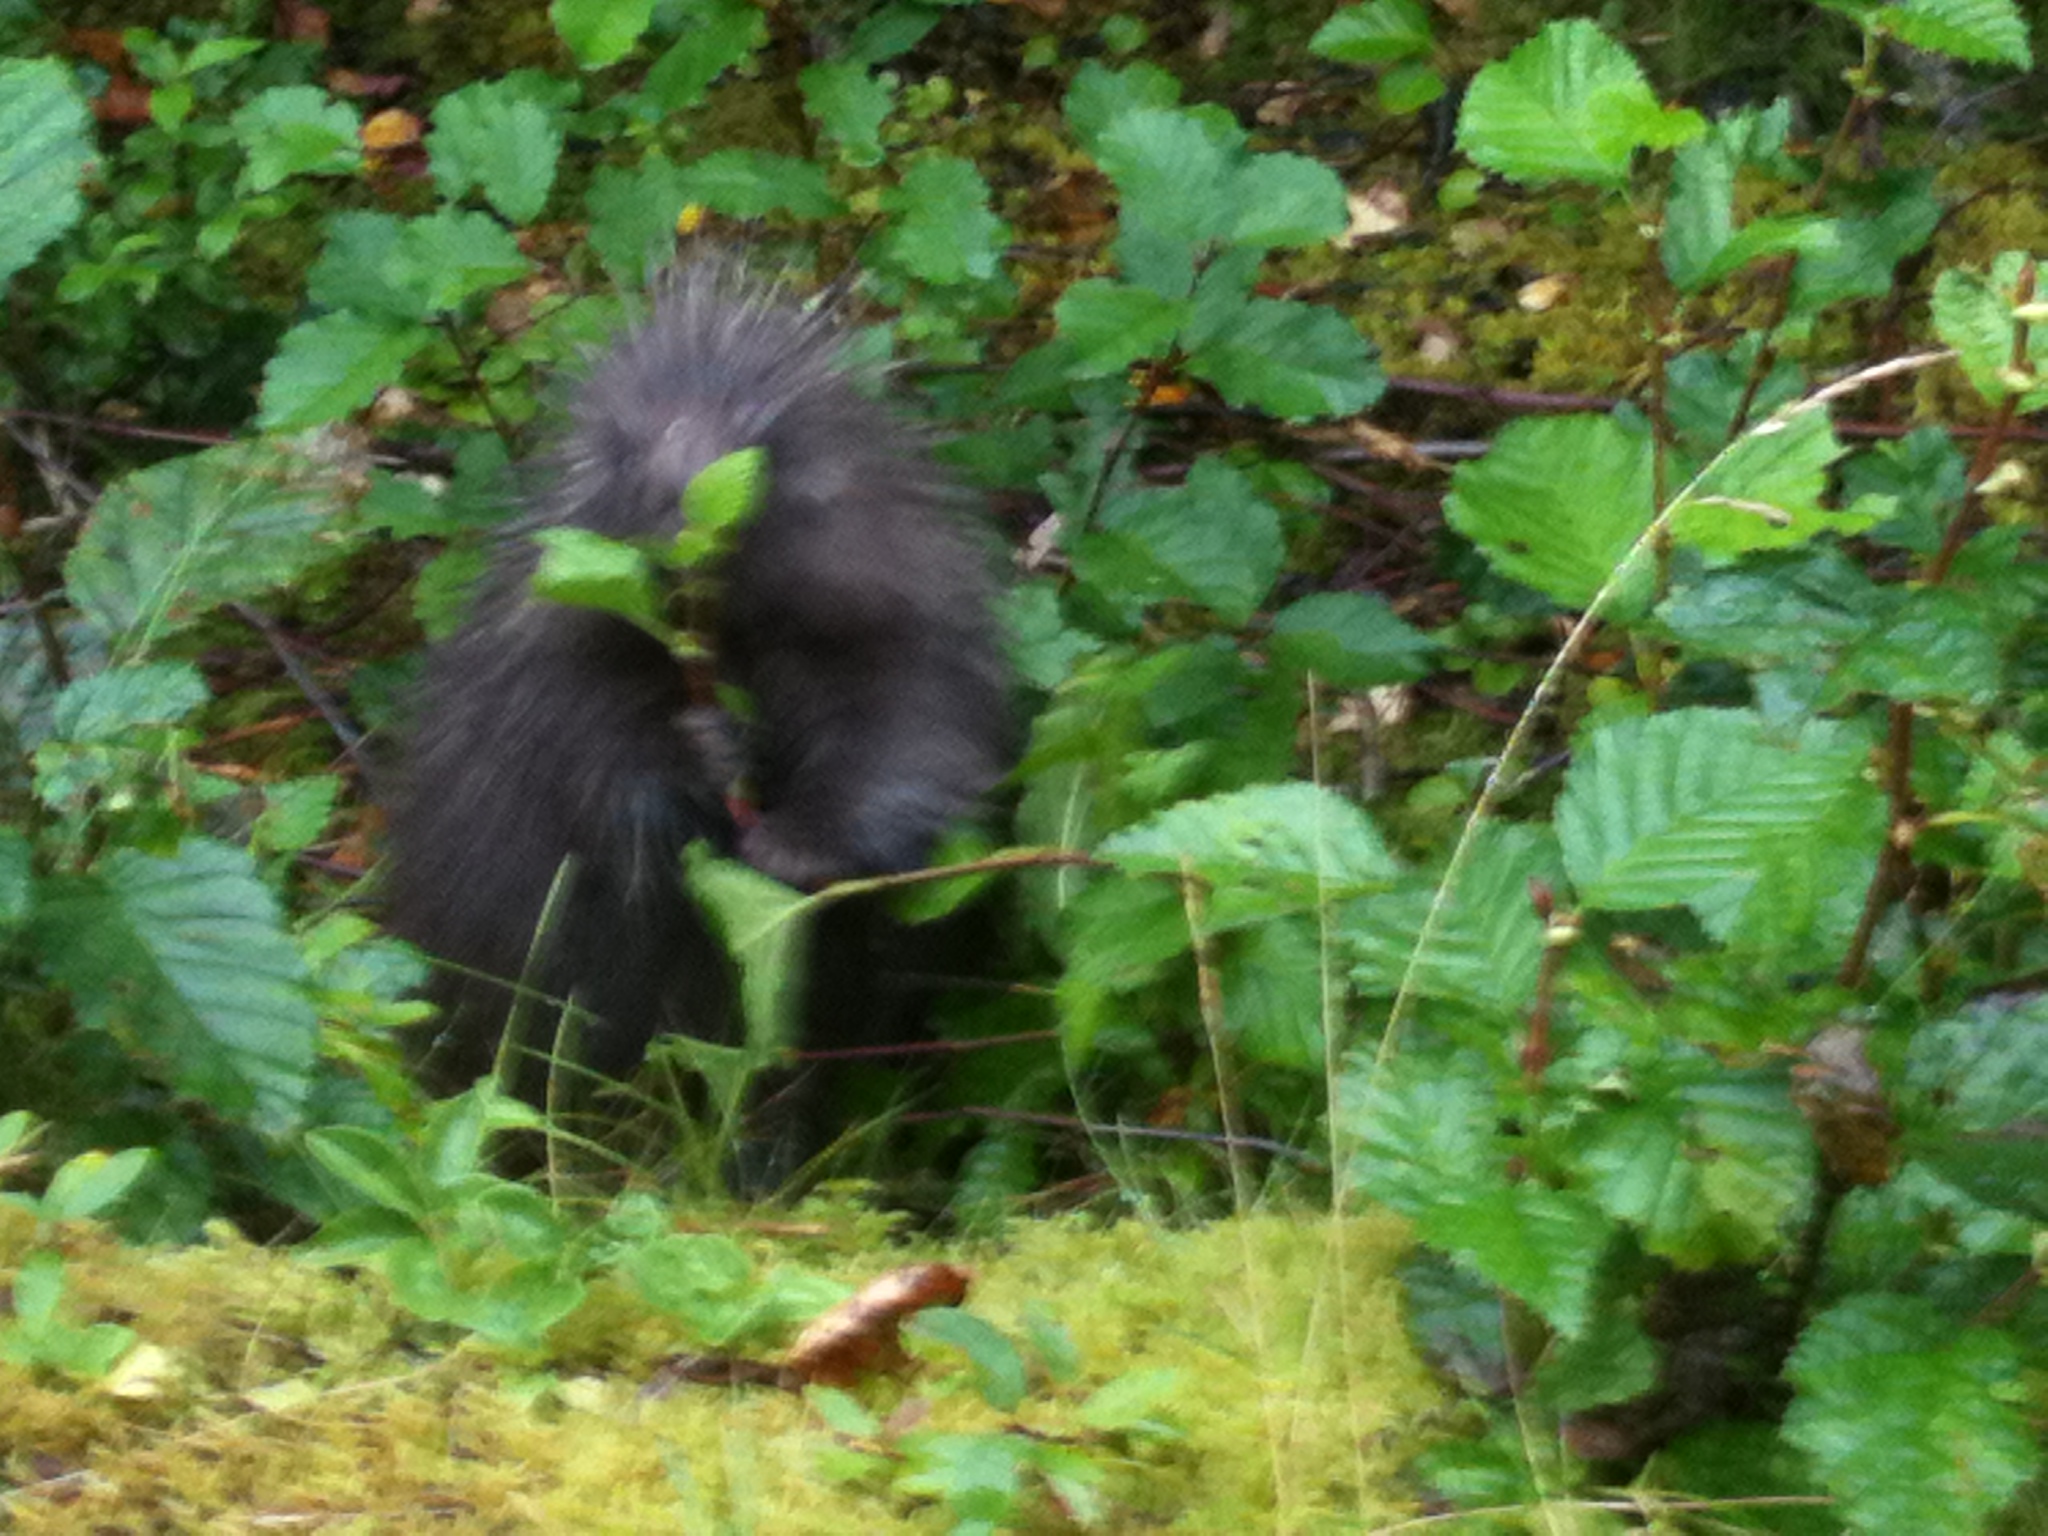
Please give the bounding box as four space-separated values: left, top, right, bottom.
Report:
784 1262 972 1387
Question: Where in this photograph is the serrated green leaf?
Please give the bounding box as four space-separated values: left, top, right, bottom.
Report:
1184 294 1384 420
586 157 692 285
645 0 765 107
1443 412 1657 610
1346 822 1559 1010
1310 0 1433 63
428 74 565 225
1834 586 2005 705
1229 153 1349 249
1668 404 1860 555
1099 780 1397 895
911 1309 1028 1411
66 441 358 652
259 312 436 431
552 0 656 68
1573 1065 1810 1265
801 60 893 168
51 663 210 742
1062 59 1182 150
530 526 665 634
1456 20 1703 189
1096 107 1237 256
1223 917 1326 1070
230 86 360 193
1053 278 1188 377
1345 1055 1606 1335
877 156 1010 284
1078 458 1284 624
1556 709 1874 918
1873 0 2031 66
33 838 319 1134
1077 1367 1186 1433
1789 174 1941 314
1785 1295 2035 1534
1932 254 2048 411
672 148 840 220
0 58 94 287
1267 590 1436 687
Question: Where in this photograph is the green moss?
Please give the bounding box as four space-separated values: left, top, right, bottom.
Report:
0 1208 1435 1531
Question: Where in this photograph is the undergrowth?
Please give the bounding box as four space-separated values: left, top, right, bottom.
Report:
1 0 2045 1530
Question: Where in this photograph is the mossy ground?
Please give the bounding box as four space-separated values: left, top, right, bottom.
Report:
1 1204 1437 1532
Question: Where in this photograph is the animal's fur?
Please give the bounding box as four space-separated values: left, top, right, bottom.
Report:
385 266 1008 1093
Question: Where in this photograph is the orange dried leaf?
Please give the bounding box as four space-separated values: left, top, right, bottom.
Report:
784 1263 972 1387
362 109 423 152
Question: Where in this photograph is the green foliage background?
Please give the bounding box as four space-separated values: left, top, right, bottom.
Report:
2 0 2046 1529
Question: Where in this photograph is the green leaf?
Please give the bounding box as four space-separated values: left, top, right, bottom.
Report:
1077 458 1284 624
1310 0 1433 63
1455 19 1704 189
66 441 360 651
801 60 893 168
1345 1055 1607 1335
1184 294 1384 420
1098 780 1398 896
1834 586 2005 706
1556 709 1876 918
911 1309 1028 1411
1572 1065 1811 1265
259 313 436 431
1378 61 1447 116
51 663 210 742
530 527 665 635
1223 917 1325 1070
1785 1295 2035 1534
675 446 770 563
0 829 28 928
1662 108 1822 291
684 846 813 1060
0 58 94 287
34 838 320 1135
1789 173 1941 314
586 156 691 285
644 0 765 108
1668 404 1861 555
1095 106 1237 267
40 1148 154 1223
307 1126 432 1219
1053 278 1188 377
1062 59 1182 151
1871 0 2032 66
672 148 840 220
1346 822 1560 1010
552 0 656 68
1229 153 1349 249
1443 412 1657 610
1932 253 2048 411
1076 1367 1186 1434
230 85 360 193
1268 592 1436 687
428 74 565 225
876 156 1010 284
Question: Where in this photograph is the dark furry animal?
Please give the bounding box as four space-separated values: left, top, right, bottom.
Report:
386 267 1008 1095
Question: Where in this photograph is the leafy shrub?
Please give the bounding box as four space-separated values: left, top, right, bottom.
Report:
0 0 2044 1528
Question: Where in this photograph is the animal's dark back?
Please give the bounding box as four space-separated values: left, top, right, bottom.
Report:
386 265 1009 1093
